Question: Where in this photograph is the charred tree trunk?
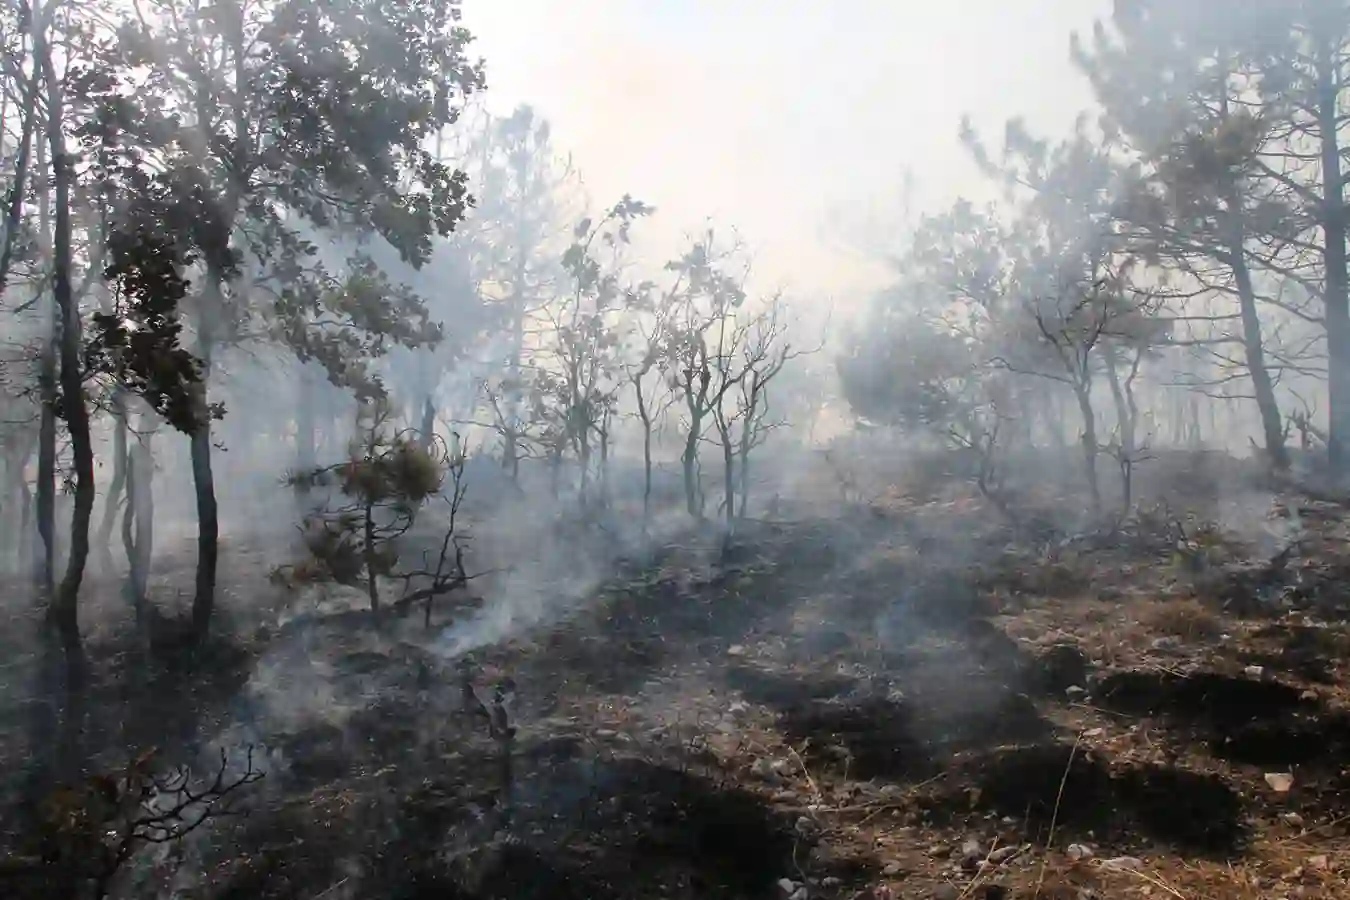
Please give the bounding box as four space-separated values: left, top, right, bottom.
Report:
0 35 35 298
363 500 380 613
35 127 54 600
189 308 219 647
681 422 701 519
14 444 33 570
43 43 93 674
736 420 753 521
718 420 735 534
1316 47 1350 474
1103 344 1135 456
97 388 129 568
35 329 55 596
634 377 654 528
1221 192 1288 470
122 423 155 651
1072 384 1101 514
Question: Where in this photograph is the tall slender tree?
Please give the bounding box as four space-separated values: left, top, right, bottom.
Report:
80 0 485 644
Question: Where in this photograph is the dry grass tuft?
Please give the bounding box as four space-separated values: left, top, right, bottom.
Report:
1136 597 1223 641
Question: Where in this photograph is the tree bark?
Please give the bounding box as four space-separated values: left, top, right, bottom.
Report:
634 377 653 528
1103 344 1135 457
189 268 222 645
1316 46 1350 473
681 421 701 519
123 428 153 652
189 360 219 644
0 36 36 299
34 116 54 600
1072 384 1101 514
97 388 129 566
1230 239 1288 469
42 37 93 674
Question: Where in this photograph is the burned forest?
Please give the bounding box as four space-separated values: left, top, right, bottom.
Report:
8 0 1350 898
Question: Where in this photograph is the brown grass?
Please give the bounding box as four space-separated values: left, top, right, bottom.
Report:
1136 598 1223 641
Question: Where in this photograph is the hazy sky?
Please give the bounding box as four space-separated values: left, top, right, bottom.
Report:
466 0 1112 304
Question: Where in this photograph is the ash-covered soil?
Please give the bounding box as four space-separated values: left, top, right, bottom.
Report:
8 454 1350 900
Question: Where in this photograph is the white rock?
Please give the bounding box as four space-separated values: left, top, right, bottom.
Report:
1245 665 1265 677
777 877 797 896
727 644 747 657
1067 843 1093 861
1265 772 1295 793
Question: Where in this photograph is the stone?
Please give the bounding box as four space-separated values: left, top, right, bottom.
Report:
1265 772 1295 793
1100 856 1144 872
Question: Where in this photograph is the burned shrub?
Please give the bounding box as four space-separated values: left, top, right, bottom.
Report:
4 748 262 899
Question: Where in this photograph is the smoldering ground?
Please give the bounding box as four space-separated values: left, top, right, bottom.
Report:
12 2 1350 899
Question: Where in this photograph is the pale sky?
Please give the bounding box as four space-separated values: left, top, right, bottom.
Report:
465 0 1111 305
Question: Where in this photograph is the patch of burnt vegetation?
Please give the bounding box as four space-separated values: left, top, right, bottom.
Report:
927 743 1245 857
377 836 614 900
217 750 800 900
539 525 847 695
779 691 1053 781
1028 643 1092 696
725 664 861 708
1235 648 1336 684
1241 623 1350 684
1095 669 1315 729
484 756 802 899
598 760 802 898
1094 667 1350 776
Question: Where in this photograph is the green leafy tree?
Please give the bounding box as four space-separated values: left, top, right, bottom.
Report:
1072 0 1300 469
77 0 485 645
